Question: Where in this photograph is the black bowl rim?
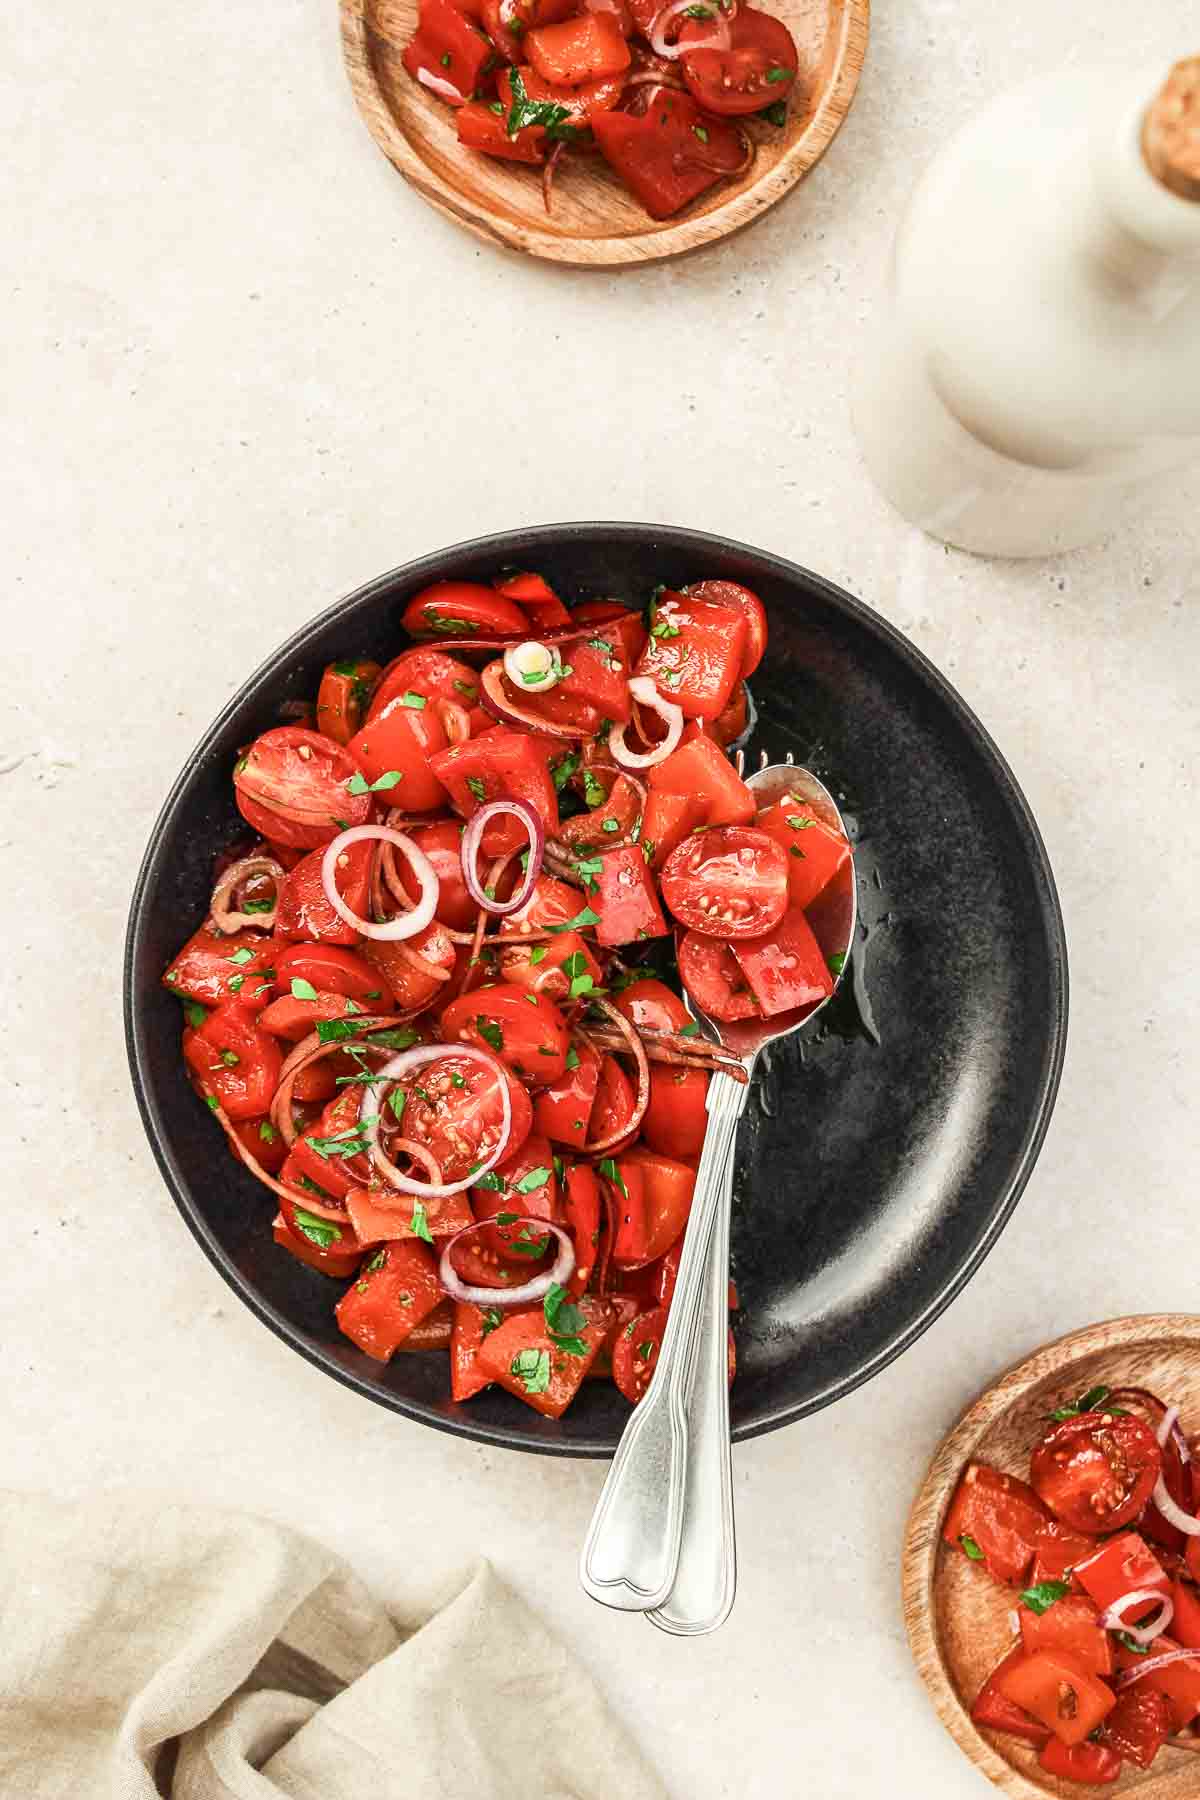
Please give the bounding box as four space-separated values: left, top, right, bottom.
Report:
124 521 1069 1458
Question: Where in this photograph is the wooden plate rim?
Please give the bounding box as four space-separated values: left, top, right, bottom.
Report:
902 1313 1200 1800
338 0 870 265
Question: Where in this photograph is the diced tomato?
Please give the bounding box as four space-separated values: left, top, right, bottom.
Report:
1100 1683 1171 1770
363 919 457 1014
533 1039 602 1150
755 795 852 913
683 580 766 678
562 1163 602 1298
604 1156 648 1265
703 681 749 749
451 1302 496 1401
402 581 528 640
1032 1519 1096 1587
388 1051 533 1181
642 788 707 870
612 975 708 1157
732 904 835 1017
1172 1578 1200 1649
678 929 759 1022
347 689 449 812
498 929 604 1005
1036 1739 1122 1785
942 1464 1051 1586
458 98 546 163
970 1647 1051 1746
258 987 368 1042
288 1088 371 1200
1075 1533 1170 1619
474 1302 608 1417
274 943 391 1007
571 599 647 668
335 1240 444 1361
620 1147 694 1267
526 12 630 84
371 648 483 714
344 1184 473 1246
441 982 570 1084
274 839 374 945
995 1649 1116 1746
403 0 497 104
273 1202 362 1278
495 571 571 630
315 659 381 746
1114 1634 1200 1732
590 1052 639 1150
429 730 559 857
480 0 575 63
165 926 276 1013
594 842 669 947
498 64 627 128
233 727 370 851
612 1305 667 1404
635 590 747 719
592 92 748 221
1020 1595 1113 1677
647 732 755 827
230 1114 289 1174
184 1004 283 1120
470 1133 559 1260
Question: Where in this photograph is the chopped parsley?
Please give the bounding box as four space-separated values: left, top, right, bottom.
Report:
514 1166 551 1193
505 68 585 143
693 124 709 143
466 775 487 803
183 999 207 1028
424 608 478 634
1020 1580 1071 1616
290 977 319 1002
543 1281 588 1356
292 1209 342 1249
759 100 788 126
474 1170 507 1192
582 769 608 809
960 1534 985 1562
389 1088 407 1125
565 1045 580 1071
551 749 581 791
511 1347 551 1394
347 769 403 795
480 1307 503 1337
602 817 620 833
1049 1384 1123 1421
367 1027 420 1051
529 945 548 965
452 679 478 700
304 1126 371 1160
475 1016 504 1053
765 64 793 82
827 952 846 977
787 814 814 830
227 948 254 966
410 1198 434 1244
636 1340 655 1363
598 1157 627 1197
400 691 426 709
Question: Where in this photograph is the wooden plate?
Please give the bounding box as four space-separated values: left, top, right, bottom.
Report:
903 1315 1200 1799
339 0 869 265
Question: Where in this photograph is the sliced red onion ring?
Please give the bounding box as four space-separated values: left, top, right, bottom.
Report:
210 853 285 934
478 659 580 739
1100 1589 1175 1646
417 66 466 103
438 1218 575 1308
358 1043 511 1197
320 825 439 941
609 676 684 769
1152 1472 1200 1536
461 798 545 916
1157 1401 1194 1466
649 0 732 59
1117 1645 1200 1689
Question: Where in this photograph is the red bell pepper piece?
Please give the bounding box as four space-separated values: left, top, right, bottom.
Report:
335 1239 445 1362
526 13 630 85
403 0 497 105
755 795 851 912
272 1201 362 1279
1019 1594 1113 1677
942 1463 1051 1586
533 1039 602 1150
592 92 746 221
429 729 560 856
995 1649 1116 1746
1037 1739 1122 1785
647 732 755 827
970 1646 1051 1746
474 1302 608 1416
1075 1532 1171 1619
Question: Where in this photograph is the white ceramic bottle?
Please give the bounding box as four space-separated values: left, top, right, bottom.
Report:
852 57 1200 557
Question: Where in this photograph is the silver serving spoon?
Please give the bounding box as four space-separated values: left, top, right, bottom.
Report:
579 753 857 1631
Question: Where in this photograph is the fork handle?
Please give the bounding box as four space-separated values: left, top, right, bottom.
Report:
579 1071 746 1614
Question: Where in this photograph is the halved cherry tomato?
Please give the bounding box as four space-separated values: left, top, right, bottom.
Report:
441 983 570 1084
164 926 275 1013
683 579 767 677
1036 1739 1121 1785
1075 1532 1171 1618
970 1647 1051 1747
612 976 708 1157
495 571 571 630
732 904 835 1017
403 0 497 103
594 842 669 947
274 944 392 1007
755 795 852 913
233 727 370 850
1031 1412 1162 1535
590 1052 639 1150
314 659 381 746
474 1302 609 1417
258 988 370 1042
995 1649 1115 1746
526 12 630 83
647 732 755 826
362 920 457 1013
703 682 748 749
274 838 374 945
450 1302 495 1402
229 1114 289 1174
457 98 547 163
347 691 448 812
386 818 475 931
273 1201 362 1279
371 647 482 714
677 930 759 1022
679 6 800 117
184 1005 283 1120
562 1162 602 1297
592 92 748 221
612 1306 666 1403
1019 1594 1112 1677
402 581 528 641
620 1147 694 1267
335 1239 444 1361
1101 1684 1171 1770
498 929 604 1004
1114 1634 1200 1732
429 730 560 857
470 1133 559 1261
634 590 747 719
642 789 706 870
661 825 789 939
942 1463 1051 1586
386 1051 532 1183
532 1039 602 1150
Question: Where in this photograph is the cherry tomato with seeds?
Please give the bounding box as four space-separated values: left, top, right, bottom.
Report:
233 727 370 851
1031 1411 1163 1535
661 825 789 939
612 1306 667 1404
679 6 800 118
677 930 759 1022
390 1051 532 1183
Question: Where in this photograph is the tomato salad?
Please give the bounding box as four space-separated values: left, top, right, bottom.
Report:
402 0 803 219
946 1382 1200 1784
163 571 849 1420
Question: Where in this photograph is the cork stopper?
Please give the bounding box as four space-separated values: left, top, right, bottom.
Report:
1142 56 1200 201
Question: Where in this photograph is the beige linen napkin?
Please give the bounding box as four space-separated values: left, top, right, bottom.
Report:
0 1489 666 1800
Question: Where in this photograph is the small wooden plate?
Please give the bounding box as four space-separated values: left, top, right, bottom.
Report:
339 0 869 265
903 1316 1200 1799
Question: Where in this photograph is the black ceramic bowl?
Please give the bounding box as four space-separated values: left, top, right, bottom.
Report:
125 524 1067 1456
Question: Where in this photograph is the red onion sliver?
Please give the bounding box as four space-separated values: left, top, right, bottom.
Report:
320 826 439 941
358 1043 511 1198
478 659 580 739
609 676 684 770
649 0 731 59
1099 1589 1175 1646
461 798 545 916
1156 1402 1194 1467
1151 1472 1200 1537
417 66 465 103
210 853 285 934
1117 1645 1200 1689
438 1218 575 1308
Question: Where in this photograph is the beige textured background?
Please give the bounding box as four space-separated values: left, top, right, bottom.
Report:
4 1 1199 1794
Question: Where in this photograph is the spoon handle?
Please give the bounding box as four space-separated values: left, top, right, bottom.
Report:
647 1084 738 1635
579 1076 745 1613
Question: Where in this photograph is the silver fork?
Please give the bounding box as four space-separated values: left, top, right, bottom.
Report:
579 752 857 1632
